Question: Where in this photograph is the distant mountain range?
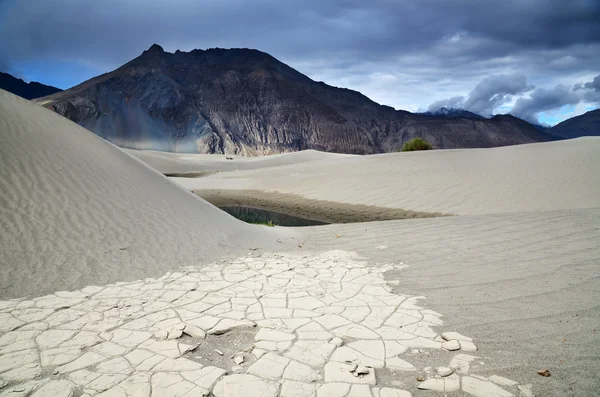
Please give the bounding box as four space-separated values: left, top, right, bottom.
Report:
6 44 587 154
0 72 62 100
420 107 484 120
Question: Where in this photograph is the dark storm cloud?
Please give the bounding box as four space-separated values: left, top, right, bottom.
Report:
1 0 599 64
0 0 599 122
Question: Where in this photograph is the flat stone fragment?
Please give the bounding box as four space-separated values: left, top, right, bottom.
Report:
449 354 479 375
36 330 77 349
30 380 75 397
332 324 380 339
213 374 278 397
417 378 444 392
442 332 472 342
167 329 183 339
285 340 336 367
255 328 296 342
247 352 291 380
324 362 376 384
437 366 453 377
182 324 206 339
151 372 207 397
41 347 81 367
283 360 321 382
460 341 478 352
462 376 514 397
181 366 227 389
0 362 41 381
316 382 350 397
281 380 317 397
386 356 416 371
56 352 106 374
87 373 129 392
347 384 373 397
442 340 461 351
314 315 352 330
330 346 383 368
97 372 151 397
208 319 255 335
489 375 518 387
380 388 413 397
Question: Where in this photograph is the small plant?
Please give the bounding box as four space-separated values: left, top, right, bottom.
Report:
400 137 433 152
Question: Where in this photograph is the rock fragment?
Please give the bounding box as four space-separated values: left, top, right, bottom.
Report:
442 340 461 351
442 332 472 342
182 324 206 339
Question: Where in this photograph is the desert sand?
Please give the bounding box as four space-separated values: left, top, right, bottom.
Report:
146 138 600 216
0 89 284 299
1 88 599 396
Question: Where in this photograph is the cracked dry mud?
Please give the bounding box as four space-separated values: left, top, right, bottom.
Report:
0 251 529 397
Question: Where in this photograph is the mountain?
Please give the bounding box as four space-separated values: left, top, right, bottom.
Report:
0 72 62 100
421 107 484 120
549 109 600 139
35 44 558 155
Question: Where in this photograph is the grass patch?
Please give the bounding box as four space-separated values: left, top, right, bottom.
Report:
401 137 433 152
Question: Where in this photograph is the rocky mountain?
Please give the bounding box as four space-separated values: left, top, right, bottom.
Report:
0 72 62 100
549 109 600 139
421 107 484 120
35 44 558 154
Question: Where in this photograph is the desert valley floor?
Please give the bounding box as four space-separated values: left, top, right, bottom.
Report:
1 89 599 397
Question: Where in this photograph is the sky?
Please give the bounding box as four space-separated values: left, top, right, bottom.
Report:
1 0 599 126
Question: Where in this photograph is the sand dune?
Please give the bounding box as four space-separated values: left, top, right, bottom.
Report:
0 89 282 299
171 139 600 216
126 148 349 174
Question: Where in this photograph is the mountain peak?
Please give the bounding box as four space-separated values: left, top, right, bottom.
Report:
145 43 165 54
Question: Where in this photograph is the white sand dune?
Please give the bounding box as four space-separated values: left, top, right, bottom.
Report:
171 138 600 216
126 148 349 174
0 89 282 299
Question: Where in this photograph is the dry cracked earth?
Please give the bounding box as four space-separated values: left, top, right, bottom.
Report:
0 251 533 397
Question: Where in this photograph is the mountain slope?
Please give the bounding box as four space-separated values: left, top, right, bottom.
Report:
36 44 558 155
0 72 62 99
0 88 272 298
550 109 600 139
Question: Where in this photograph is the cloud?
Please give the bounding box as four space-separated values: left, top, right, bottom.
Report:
427 73 600 124
510 74 600 124
427 96 465 111
576 74 600 92
427 73 533 116
462 73 534 116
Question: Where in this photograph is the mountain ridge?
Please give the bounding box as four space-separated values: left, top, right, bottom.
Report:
36 44 558 155
0 72 62 100
549 109 600 139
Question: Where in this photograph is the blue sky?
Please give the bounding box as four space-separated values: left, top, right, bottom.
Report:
12 60 102 90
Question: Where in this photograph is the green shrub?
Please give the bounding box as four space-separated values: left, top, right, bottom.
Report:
400 137 433 152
